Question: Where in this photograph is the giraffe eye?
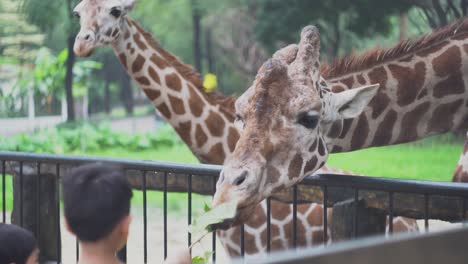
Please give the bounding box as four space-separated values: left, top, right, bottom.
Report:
73 11 80 19
110 7 122 18
298 113 319 129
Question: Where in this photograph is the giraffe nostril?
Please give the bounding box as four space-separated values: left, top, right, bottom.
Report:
84 34 91 41
233 171 248 186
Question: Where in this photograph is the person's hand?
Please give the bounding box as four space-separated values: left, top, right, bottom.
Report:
163 247 191 264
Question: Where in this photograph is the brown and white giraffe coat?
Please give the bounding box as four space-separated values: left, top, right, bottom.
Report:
71 0 430 257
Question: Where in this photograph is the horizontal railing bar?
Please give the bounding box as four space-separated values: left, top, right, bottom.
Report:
0 151 220 176
301 174 468 198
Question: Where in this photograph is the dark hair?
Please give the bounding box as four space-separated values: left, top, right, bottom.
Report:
0 223 38 264
63 163 132 242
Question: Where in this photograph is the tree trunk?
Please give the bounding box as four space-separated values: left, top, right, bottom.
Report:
104 79 111 114
191 0 203 73
205 28 214 73
65 34 76 122
120 73 134 116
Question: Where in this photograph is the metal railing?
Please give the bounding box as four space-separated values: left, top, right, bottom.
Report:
1 151 468 263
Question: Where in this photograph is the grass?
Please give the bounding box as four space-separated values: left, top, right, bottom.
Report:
1 136 463 215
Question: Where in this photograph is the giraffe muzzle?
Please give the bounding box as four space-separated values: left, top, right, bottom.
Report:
74 31 96 57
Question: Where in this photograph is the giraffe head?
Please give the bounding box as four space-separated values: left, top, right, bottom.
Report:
213 26 380 225
73 0 136 57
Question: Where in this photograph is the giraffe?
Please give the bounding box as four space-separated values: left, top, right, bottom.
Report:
215 19 468 241
214 25 380 224
72 0 417 257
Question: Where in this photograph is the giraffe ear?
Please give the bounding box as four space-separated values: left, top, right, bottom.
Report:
327 84 380 120
122 0 136 11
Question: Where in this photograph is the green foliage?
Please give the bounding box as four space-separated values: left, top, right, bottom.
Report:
192 251 213 264
0 123 183 154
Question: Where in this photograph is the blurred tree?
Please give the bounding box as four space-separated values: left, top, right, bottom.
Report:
400 0 467 28
21 0 80 122
254 0 411 59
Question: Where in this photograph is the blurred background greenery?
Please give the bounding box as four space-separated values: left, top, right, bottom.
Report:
0 0 466 190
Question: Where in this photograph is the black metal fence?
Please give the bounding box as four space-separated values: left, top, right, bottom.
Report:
1 151 468 263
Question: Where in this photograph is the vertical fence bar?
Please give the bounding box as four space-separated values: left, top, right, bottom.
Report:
240 224 245 257
143 171 147 263
19 161 23 227
353 189 359 238
424 194 429 231
164 172 168 259
388 192 394 234
266 197 271 253
323 186 328 244
188 174 192 248
463 198 467 222
2 160 5 223
55 164 61 263
211 176 216 263
36 163 41 240
76 239 79 262
292 185 297 248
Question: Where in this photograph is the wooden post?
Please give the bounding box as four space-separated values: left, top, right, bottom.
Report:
331 198 386 242
11 163 60 263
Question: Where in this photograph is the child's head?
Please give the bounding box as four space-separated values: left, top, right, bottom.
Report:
0 223 39 264
63 163 133 250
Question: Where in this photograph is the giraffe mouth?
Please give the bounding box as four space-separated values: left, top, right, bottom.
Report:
209 203 257 231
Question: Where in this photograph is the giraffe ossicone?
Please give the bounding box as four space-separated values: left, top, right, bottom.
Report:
213 26 380 224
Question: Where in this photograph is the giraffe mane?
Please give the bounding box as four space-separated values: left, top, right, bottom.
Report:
128 19 236 113
321 17 468 79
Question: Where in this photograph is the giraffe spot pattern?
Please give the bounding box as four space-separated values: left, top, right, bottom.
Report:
158 102 172 119
148 66 161 84
266 166 281 188
165 73 182 91
207 143 225 165
308 139 318 152
206 111 225 137
142 89 160 101
118 53 127 70
416 40 449 57
367 66 390 119
464 44 468 55
432 46 461 77
327 121 342 139
340 76 354 88
227 127 240 153
331 85 345 93
133 33 147 50
150 53 169 69
452 32 468 41
288 154 303 180
304 156 318 173
433 72 465 98
195 125 208 148
111 28 119 38
372 109 397 146
175 121 192 146
428 99 464 134
399 102 430 143
339 119 353 139
318 139 326 156
188 85 204 117
135 76 150 86
351 115 369 150
388 62 426 107
356 74 366 85
132 54 145 74
168 95 186 115
105 28 112 37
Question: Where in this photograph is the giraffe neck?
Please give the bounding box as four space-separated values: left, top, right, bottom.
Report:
111 19 238 164
323 23 468 153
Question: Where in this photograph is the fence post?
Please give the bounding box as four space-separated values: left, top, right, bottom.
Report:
11 163 60 263
331 198 386 242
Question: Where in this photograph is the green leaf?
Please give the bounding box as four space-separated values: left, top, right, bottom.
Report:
191 251 213 264
191 256 205 264
188 198 238 237
203 202 211 213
